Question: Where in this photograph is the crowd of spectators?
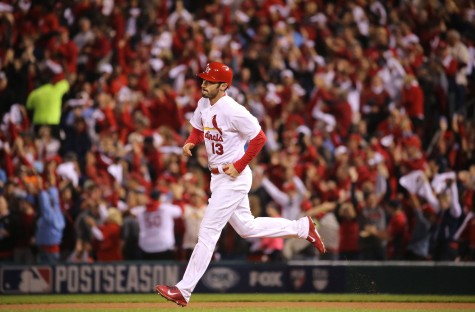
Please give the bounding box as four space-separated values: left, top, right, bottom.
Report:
0 0 475 265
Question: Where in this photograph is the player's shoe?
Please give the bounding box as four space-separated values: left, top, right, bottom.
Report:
155 285 187 307
306 216 326 254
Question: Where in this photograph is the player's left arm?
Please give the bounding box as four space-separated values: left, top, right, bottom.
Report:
224 130 266 178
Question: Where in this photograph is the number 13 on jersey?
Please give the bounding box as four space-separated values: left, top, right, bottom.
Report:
211 142 224 155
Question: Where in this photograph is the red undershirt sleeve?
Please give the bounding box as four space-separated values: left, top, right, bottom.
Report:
233 130 267 173
185 127 204 145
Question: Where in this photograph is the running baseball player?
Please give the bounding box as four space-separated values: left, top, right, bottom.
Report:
155 62 326 307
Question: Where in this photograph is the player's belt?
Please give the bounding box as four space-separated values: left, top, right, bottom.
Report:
210 167 220 174
209 165 224 174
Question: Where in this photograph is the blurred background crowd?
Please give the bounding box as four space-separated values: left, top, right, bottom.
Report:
0 0 474 265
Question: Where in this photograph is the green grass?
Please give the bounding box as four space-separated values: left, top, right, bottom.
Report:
1 293 475 304
0 293 474 312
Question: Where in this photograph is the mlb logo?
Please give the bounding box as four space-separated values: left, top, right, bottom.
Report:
1 266 52 294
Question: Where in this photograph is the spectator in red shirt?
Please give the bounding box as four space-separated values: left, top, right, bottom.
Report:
401 74 424 137
337 201 360 260
143 136 164 183
336 167 361 260
90 208 123 262
322 88 353 139
84 26 111 73
47 27 78 77
368 200 410 259
148 84 182 132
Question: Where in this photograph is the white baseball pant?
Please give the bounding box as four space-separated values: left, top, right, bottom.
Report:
175 167 309 302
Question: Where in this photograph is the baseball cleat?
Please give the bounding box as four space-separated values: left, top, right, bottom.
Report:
155 285 187 307
306 216 326 254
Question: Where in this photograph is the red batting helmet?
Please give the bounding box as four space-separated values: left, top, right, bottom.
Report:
197 62 233 86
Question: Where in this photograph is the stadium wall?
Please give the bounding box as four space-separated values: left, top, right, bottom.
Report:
1 261 474 295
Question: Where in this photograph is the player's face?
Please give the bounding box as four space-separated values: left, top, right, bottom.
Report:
201 80 222 100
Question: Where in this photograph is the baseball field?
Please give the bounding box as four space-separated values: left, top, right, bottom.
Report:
0 293 474 312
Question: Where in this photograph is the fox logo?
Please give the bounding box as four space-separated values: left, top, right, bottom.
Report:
212 115 223 135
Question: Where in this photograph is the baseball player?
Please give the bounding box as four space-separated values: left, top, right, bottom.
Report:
155 62 326 307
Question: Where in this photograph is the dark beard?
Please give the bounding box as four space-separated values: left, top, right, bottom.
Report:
202 89 218 100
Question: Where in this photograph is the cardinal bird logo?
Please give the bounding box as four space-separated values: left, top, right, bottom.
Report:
212 115 223 135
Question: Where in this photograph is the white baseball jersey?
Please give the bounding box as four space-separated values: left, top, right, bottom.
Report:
189 95 261 168
136 203 182 253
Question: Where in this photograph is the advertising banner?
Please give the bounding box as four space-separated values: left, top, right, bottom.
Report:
1 263 181 294
1 262 474 294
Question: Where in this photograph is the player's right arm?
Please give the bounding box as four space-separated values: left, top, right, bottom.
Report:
183 142 195 157
183 127 203 156
183 99 206 157
183 127 205 156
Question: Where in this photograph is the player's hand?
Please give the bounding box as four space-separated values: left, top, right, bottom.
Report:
183 143 195 157
223 163 239 178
